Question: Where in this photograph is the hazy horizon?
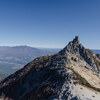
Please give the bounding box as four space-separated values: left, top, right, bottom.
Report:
0 44 99 50
0 45 62 49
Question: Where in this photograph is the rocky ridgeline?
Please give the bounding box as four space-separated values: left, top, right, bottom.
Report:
0 36 100 100
59 36 99 73
0 50 74 100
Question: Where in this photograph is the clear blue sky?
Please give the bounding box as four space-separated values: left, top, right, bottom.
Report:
0 0 100 49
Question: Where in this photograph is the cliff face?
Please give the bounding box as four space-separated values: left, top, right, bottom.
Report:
0 36 100 100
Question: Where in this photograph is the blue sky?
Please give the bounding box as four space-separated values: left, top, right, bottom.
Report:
0 0 100 49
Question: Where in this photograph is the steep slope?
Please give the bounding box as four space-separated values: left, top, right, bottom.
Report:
0 36 100 100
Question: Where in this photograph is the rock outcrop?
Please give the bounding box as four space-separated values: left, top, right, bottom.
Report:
60 36 99 73
0 36 100 100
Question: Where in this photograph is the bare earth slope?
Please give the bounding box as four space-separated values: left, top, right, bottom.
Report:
0 36 100 100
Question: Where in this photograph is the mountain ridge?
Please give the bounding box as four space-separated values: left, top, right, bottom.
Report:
0 36 100 100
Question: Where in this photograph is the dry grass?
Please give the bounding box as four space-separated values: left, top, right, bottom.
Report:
70 68 100 92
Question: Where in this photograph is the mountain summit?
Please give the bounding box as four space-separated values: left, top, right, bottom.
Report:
0 37 100 100
60 36 100 73
72 36 80 44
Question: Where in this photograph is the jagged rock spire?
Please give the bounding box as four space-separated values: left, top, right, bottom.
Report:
59 36 80 54
59 36 80 55
72 36 80 44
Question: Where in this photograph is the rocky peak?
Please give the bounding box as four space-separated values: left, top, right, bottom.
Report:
59 36 99 73
72 36 80 44
0 36 100 100
59 36 81 55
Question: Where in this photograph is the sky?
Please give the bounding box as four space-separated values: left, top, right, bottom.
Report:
0 0 100 49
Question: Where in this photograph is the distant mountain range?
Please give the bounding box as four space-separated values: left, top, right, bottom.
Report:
0 45 99 78
0 46 60 78
0 46 60 57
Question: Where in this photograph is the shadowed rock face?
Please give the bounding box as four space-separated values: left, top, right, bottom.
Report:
96 54 100 60
0 36 99 100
